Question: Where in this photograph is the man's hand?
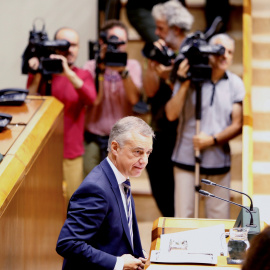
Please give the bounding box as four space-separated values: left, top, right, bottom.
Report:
153 39 166 51
121 254 145 270
49 54 71 76
193 132 214 151
177 58 189 79
50 54 84 89
147 60 172 81
155 64 172 80
28 57 40 71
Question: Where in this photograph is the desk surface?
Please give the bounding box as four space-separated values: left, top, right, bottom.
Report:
0 97 43 155
0 97 43 124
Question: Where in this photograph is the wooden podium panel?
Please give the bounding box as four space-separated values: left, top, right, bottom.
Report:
0 96 65 270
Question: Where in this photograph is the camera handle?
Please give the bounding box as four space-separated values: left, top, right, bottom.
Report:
194 81 203 218
32 17 46 35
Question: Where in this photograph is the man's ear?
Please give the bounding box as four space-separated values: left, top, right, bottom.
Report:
111 140 119 155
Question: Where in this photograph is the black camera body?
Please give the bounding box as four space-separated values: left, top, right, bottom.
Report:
142 42 176 66
104 35 127 67
22 23 70 75
171 31 225 83
89 33 127 67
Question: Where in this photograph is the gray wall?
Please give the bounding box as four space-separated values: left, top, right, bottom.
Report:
0 0 98 89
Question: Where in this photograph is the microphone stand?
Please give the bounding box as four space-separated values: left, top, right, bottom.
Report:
199 189 260 241
201 179 254 211
200 178 261 240
199 190 256 226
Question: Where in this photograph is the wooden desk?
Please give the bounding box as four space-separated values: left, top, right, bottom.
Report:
146 217 267 270
0 96 64 270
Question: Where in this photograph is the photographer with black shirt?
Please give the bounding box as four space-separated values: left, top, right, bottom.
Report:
143 0 193 217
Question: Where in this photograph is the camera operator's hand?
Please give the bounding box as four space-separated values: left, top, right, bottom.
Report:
153 39 166 51
177 58 189 79
27 57 43 95
147 59 172 81
149 39 173 81
193 132 214 151
50 54 84 89
155 63 172 81
28 57 40 71
50 54 70 74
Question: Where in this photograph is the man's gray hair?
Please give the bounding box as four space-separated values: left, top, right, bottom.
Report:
152 0 194 32
209 33 235 48
107 116 154 152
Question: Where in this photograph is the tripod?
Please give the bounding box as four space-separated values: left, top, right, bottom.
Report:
194 81 203 218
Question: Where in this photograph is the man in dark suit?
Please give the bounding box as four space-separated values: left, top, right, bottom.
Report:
56 116 154 270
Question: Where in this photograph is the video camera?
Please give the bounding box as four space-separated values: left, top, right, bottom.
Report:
21 19 70 75
170 31 225 83
89 32 127 67
141 42 176 66
171 16 225 83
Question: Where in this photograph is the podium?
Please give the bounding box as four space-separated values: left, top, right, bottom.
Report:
146 217 267 269
0 96 64 269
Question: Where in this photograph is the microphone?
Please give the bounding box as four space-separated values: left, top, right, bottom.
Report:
201 179 254 211
199 190 256 227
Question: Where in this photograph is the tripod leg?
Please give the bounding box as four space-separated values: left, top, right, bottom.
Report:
194 83 202 218
194 120 201 218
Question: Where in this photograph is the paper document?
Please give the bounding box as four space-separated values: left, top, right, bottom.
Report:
150 224 227 265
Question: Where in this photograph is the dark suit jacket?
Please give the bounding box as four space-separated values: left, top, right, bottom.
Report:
56 159 144 270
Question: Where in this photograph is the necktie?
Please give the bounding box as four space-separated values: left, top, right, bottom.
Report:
123 179 133 243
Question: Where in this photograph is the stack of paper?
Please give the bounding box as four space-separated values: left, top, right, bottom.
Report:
150 224 228 265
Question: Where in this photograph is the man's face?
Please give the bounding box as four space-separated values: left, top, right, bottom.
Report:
56 28 79 66
112 132 153 178
107 26 128 52
209 38 234 72
155 19 170 41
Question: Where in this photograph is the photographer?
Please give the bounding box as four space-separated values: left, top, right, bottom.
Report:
83 20 142 176
143 0 193 217
26 27 97 201
165 33 245 219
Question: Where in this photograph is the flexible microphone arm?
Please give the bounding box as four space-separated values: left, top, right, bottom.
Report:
199 190 255 226
201 179 254 211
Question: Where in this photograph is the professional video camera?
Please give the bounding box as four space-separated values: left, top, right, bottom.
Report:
21 18 70 75
89 32 127 67
170 17 225 83
104 35 127 66
141 42 176 66
170 31 225 83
